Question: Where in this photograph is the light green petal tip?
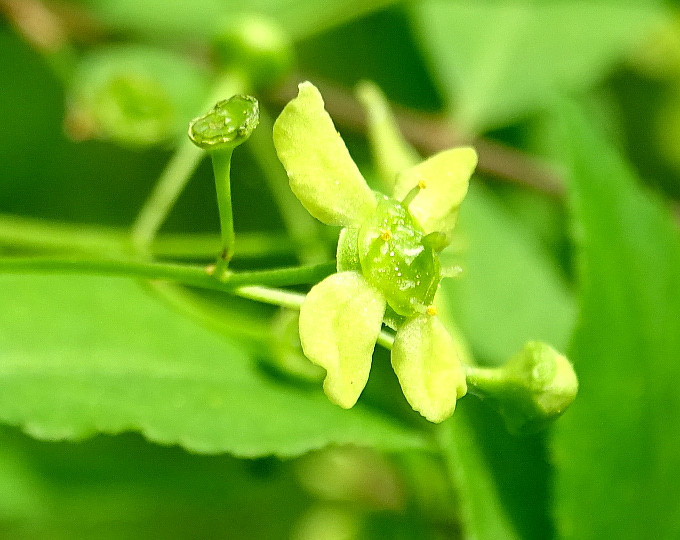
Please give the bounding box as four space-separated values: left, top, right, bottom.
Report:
273 81 377 227
356 80 419 189
299 271 386 409
393 147 477 234
391 314 467 423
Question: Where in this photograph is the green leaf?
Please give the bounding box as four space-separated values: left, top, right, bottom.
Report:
411 1 665 133
0 275 426 457
391 314 466 423
273 82 377 227
299 271 386 409
442 184 576 365
552 104 680 539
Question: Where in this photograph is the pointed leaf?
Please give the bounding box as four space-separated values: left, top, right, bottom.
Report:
273 81 376 226
299 271 386 408
391 314 467 423
552 103 680 540
394 147 477 234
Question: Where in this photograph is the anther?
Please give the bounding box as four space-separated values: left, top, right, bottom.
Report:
380 229 392 241
426 305 438 316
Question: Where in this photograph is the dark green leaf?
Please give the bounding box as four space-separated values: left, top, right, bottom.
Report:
552 103 680 539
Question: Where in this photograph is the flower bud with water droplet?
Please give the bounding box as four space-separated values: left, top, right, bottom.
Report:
188 95 259 268
188 95 259 151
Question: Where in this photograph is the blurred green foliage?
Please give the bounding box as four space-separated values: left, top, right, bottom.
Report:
1 0 680 538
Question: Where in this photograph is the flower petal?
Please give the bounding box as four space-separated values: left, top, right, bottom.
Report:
393 147 477 234
273 81 377 226
299 271 386 408
391 314 467 423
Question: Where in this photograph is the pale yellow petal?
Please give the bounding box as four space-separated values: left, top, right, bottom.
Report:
391 314 467 423
273 81 376 226
393 147 477 233
299 271 386 408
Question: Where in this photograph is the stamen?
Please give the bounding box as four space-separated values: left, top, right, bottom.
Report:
426 305 438 316
401 181 425 207
380 229 392 241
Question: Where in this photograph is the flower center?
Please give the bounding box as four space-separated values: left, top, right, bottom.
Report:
357 196 441 316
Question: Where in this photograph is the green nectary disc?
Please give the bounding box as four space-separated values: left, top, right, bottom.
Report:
358 196 441 316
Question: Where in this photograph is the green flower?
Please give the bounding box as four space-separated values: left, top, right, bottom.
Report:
273 82 477 422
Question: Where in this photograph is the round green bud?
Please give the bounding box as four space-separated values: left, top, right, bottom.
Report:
85 73 175 147
357 196 441 317
468 341 578 434
188 95 259 150
213 15 294 86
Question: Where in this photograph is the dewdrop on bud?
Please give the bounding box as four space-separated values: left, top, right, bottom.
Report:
188 95 259 151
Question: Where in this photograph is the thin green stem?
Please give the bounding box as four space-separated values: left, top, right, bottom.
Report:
464 365 507 397
130 71 248 251
152 232 293 259
233 285 306 310
130 138 204 252
0 256 334 292
0 213 294 259
376 329 395 350
210 148 236 265
0 213 128 256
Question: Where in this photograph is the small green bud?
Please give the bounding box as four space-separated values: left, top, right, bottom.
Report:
95 74 175 146
68 44 211 146
296 447 404 510
214 15 294 86
188 95 259 151
467 341 578 434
